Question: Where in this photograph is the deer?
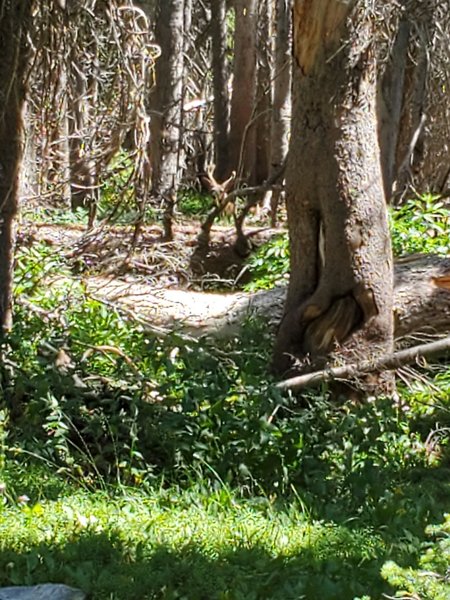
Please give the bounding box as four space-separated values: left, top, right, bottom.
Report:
201 165 237 217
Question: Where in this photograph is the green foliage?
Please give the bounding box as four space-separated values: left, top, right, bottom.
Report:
244 234 289 291
382 515 450 600
178 188 214 216
390 193 450 256
244 193 450 292
2 228 450 598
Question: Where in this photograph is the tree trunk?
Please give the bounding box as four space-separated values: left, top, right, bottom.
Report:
149 0 185 240
272 1 394 396
378 16 409 201
383 2 450 198
269 0 292 225
210 0 230 181
0 1 32 333
254 0 272 186
228 0 257 182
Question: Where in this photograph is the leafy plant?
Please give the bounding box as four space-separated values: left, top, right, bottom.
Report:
244 234 289 291
177 188 214 217
390 193 450 256
382 515 450 600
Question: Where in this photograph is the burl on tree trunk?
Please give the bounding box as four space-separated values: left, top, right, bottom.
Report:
272 1 394 395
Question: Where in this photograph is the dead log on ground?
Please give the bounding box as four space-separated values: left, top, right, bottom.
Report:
86 254 450 340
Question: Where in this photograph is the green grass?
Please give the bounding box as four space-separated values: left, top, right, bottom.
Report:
0 465 407 599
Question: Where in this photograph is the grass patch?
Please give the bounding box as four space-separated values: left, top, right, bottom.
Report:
0 468 393 599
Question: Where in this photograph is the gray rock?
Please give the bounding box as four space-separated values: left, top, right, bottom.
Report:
0 584 85 600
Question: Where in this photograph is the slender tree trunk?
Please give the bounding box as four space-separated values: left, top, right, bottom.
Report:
383 1 450 198
378 17 409 201
210 0 230 181
228 0 257 182
254 0 272 186
149 0 185 240
273 1 394 397
0 1 33 333
269 0 292 225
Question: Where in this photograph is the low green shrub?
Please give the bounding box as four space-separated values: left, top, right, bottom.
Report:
382 514 450 600
244 193 450 292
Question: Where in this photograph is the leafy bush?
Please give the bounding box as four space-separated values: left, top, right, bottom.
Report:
382 515 450 600
178 188 214 216
390 193 450 257
244 193 450 292
244 234 289 291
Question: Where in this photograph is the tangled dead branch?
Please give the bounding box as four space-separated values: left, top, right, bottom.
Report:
25 0 157 224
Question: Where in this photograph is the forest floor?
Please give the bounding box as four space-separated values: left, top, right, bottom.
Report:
18 216 286 336
4 207 449 600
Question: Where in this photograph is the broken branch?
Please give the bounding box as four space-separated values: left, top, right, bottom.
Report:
276 335 450 392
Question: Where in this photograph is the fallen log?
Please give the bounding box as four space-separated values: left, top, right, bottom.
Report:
276 335 450 392
86 254 450 341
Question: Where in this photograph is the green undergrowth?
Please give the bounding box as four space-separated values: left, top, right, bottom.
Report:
245 193 450 291
0 470 389 599
0 197 449 598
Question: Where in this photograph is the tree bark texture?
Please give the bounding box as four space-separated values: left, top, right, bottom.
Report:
272 1 394 395
228 0 257 182
210 0 230 181
0 1 32 333
149 0 185 239
378 17 410 201
269 0 292 226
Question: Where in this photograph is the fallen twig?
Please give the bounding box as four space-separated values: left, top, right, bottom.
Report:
276 335 450 392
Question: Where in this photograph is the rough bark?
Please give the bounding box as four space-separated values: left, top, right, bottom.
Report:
0 1 32 333
210 0 230 181
269 0 292 226
228 0 258 181
272 1 394 396
149 0 185 239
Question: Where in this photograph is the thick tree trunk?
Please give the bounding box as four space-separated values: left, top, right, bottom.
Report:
269 0 292 226
210 0 230 181
272 1 394 396
149 0 185 240
0 1 32 333
228 0 257 181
